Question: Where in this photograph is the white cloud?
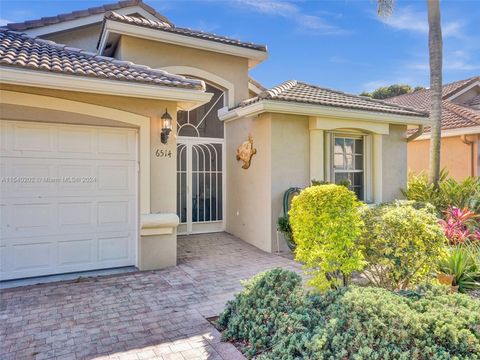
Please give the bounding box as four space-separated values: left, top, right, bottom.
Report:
379 7 428 33
378 7 464 38
240 0 297 15
408 50 480 71
0 19 12 26
236 0 349 35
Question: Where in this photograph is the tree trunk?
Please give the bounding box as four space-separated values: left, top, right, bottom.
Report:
427 0 443 187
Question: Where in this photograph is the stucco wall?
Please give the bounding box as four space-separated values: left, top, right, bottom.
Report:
270 114 310 252
44 24 102 53
225 113 411 253
225 113 272 252
115 36 249 105
408 135 479 180
382 124 408 201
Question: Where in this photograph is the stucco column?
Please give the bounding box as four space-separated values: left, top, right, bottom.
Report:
140 104 179 271
309 129 325 182
373 134 383 203
150 105 177 213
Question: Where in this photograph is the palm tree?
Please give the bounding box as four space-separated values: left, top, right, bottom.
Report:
378 0 443 187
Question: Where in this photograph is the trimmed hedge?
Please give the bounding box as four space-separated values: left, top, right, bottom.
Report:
218 269 480 360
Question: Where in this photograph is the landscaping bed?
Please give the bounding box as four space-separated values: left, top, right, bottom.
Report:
220 175 480 359
217 269 480 360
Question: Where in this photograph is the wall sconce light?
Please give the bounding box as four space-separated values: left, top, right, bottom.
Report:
160 108 172 144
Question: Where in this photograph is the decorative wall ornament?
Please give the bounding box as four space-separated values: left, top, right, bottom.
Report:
236 135 257 169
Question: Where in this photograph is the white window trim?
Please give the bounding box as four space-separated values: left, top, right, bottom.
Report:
325 131 373 203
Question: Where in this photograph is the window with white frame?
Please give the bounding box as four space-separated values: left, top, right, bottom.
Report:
333 134 365 200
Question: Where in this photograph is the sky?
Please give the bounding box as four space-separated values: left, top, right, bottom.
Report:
1 0 479 94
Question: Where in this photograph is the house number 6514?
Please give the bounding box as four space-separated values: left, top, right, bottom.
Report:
155 149 172 158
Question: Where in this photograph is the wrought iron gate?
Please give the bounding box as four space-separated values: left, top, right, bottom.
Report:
176 137 224 234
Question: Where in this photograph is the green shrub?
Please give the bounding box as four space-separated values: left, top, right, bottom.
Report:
264 285 480 360
276 216 295 251
438 244 480 293
403 170 480 216
359 201 447 289
218 270 480 360
289 184 365 290
217 268 306 358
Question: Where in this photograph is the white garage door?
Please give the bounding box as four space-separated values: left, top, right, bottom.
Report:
0 120 138 281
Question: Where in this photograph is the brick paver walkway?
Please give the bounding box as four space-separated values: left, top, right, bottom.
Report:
0 232 302 360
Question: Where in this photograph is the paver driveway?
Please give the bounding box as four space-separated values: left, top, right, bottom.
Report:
0 232 303 360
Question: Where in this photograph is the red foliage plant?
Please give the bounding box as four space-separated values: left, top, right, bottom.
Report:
439 207 479 245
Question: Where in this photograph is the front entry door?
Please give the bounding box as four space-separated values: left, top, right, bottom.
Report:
177 137 224 234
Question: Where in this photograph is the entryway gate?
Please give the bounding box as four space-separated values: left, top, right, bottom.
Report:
176 137 224 234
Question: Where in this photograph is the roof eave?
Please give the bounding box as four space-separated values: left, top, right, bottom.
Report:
414 125 480 140
18 5 167 37
98 19 268 68
218 99 431 126
0 66 213 111
444 79 480 101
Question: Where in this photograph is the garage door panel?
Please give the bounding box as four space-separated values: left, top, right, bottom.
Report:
12 241 54 271
1 232 136 280
2 196 136 237
2 121 137 160
98 165 133 190
58 127 94 153
1 159 136 197
11 203 54 233
0 245 5 273
98 235 130 262
58 202 93 227
13 122 55 153
98 129 135 156
98 201 130 226
0 120 138 281
58 238 93 266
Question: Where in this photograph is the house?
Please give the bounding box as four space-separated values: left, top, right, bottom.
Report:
385 77 480 180
0 0 429 281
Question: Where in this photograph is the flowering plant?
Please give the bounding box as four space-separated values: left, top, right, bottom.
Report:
439 207 479 245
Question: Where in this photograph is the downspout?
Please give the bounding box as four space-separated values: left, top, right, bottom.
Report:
460 135 475 177
407 125 425 142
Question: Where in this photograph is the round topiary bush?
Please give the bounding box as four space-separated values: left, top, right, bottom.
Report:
289 184 365 290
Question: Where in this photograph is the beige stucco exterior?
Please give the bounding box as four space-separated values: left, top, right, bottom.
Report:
0 7 431 278
44 24 103 53
114 35 249 106
225 112 409 252
1 18 256 274
408 134 480 180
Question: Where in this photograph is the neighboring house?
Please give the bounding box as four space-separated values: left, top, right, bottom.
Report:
385 77 480 180
0 0 429 281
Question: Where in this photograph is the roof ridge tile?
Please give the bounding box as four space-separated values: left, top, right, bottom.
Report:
0 29 204 90
260 80 297 99
297 80 427 114
4 0 173 31
236 80 427 117
103 11 267 52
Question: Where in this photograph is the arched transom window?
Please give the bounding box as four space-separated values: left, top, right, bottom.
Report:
177 83 225 138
